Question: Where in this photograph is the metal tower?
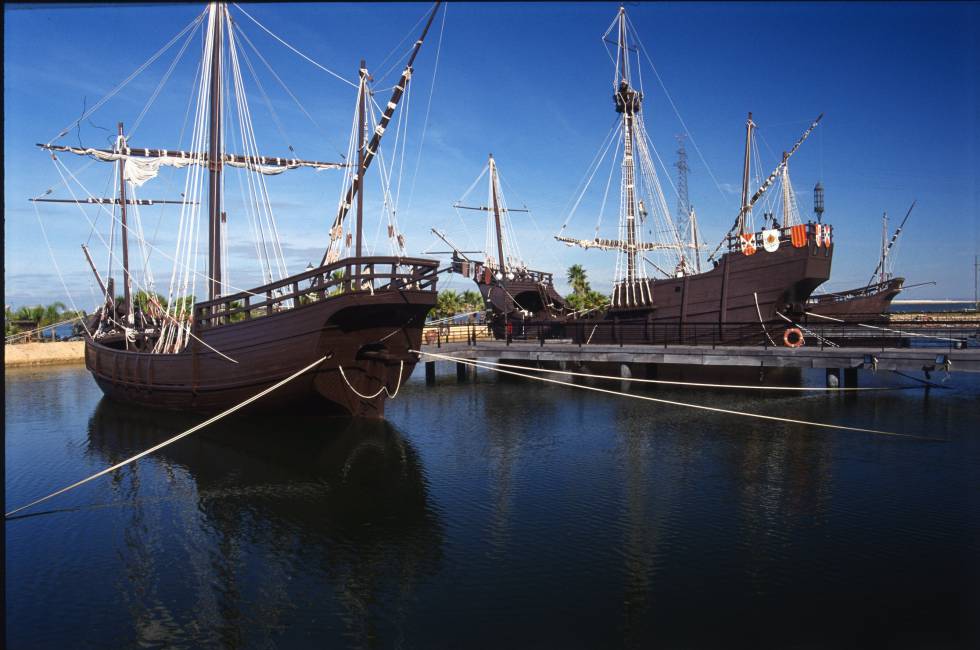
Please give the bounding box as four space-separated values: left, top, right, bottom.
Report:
674 134 690 226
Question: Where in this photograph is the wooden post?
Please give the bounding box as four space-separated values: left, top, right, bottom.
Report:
425 361 436 385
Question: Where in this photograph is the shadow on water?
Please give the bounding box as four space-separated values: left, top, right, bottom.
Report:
81 399 444 649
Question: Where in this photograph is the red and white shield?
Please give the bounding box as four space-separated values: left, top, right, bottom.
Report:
740 233 757 255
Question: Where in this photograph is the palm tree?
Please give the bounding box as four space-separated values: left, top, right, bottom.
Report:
41 301 67 325
434 290 463 319
459 290 483 312
134 290 167 313
566 265 598 311
566 264 590 296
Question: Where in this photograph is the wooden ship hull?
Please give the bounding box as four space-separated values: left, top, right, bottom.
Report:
442 152 571 341
456 262 569 339
47 4 447 420
85 257 438 418
807 277 904 322
571 225 833 344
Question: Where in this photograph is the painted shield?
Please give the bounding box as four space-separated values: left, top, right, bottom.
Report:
822 224 833 247
790 224 807 248
762 228 780 253
740 233 757 256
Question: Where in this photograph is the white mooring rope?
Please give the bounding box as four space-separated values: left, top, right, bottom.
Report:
805 310 965 343
411 350 939 441
338 360 405 400
5 355 328 519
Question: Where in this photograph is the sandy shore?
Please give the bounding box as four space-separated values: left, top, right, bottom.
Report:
5 342 85 367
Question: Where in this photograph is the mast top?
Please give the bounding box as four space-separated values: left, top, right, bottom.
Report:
614 81 642 114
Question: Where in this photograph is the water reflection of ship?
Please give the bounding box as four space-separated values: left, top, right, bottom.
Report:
85 399 443 646
479 374 561 557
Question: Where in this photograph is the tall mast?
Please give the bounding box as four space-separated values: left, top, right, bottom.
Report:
739 111 755 235
321 1 442 266
488 154 506 273
867 200 915 288
674 134 690 235
207 2 223 301
117 122 132 323
689 207 701 274
879 212 888 284
779 151 791 226
615 5 640 286
356 59 367 262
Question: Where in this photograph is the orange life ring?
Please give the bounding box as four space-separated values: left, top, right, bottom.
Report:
783 327 804 348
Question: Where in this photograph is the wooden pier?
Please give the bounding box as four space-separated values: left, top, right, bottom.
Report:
419 340 980 387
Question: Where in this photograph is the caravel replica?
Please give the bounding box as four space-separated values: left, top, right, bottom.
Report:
33 2 444 416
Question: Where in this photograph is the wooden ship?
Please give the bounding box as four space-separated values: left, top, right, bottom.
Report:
808 201 916 322
32 2 443 417
434 154 570 339
555 6 834 345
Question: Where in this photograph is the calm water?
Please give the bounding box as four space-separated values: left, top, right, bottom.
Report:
5 363 980 649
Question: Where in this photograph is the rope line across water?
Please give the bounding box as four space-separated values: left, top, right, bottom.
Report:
5 355 328 519
412 350 939 441
418 353 913 392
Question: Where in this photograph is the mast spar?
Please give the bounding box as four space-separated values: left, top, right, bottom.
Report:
321 1 442 267
117 122 133 325
206 1 223 302
709 113 823 261
615 5 641 289
489 154 506 274
867 200 915 287
355 58 367 284
739 112 755 235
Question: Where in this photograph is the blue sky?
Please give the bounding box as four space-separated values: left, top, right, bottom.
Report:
4 1 978 309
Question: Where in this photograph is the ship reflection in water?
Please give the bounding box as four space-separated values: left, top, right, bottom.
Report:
84 400 444 648
5 366 979 649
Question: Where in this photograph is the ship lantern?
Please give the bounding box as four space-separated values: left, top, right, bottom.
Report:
814 182 825 222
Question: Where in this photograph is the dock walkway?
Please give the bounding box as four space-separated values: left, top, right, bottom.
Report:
420 340 980 374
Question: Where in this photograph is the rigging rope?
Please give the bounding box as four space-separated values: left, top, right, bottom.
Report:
805 310 965 343
754 292 776 346
404 2 447 214
46 156 238 362
625 13 729 207
130 15 201 139
412 350 939 441
5 316 85 344
4 355 328 519
231 3 357 87
48 8 208 145
776 311 838 348
30 201 94 338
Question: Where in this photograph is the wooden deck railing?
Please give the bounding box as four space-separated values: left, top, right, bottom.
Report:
194 256 439 330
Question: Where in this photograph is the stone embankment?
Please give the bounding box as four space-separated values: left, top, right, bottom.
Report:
5 342 85 367
889 311 978 324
